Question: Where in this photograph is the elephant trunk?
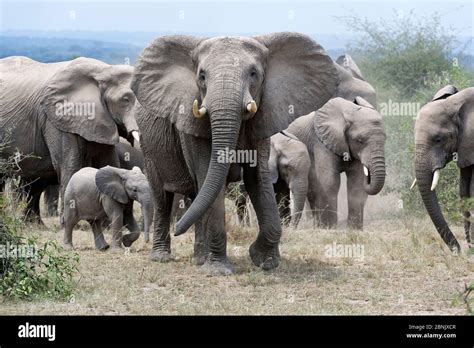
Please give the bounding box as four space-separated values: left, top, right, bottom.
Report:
290 179 308 229
175 73 243 236
415 145 460 252
363 146 386 195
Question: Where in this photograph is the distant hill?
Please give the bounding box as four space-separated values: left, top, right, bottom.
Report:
0 31 472 68
0 36 142 64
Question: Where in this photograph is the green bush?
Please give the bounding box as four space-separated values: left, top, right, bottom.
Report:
0 156 79 301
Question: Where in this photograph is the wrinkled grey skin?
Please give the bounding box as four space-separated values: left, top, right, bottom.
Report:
287 97 386 229
0 56 139 224
131 33 338 274
335 54 377 108
63 166 154 250
269 132 310 228
414 85 474 252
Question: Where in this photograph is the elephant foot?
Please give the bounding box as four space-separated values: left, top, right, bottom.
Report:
150 249 173 262
193 252 208 266
96 243 110 251
249 242 280 271
63 243 74 251
201 257 234 276
449 240 461 255
122 233 139 247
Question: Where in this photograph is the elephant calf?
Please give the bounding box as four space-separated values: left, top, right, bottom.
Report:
269 132 311 228
63 166 154 250
287 97 386 229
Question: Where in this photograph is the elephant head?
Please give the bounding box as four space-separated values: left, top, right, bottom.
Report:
414 85 474 252
335 54 377 108
95 166 154 245
131 33 339 235
41 58 139 146
315 97 386 195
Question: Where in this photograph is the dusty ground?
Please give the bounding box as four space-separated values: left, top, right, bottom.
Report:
1 200 473 315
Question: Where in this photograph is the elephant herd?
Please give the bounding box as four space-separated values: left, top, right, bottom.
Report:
0 32 472 276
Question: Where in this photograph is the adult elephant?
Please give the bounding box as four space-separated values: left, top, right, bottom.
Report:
287 97 386 229
268 131 310 228
0 56 139 223
414 85 474 252
131 33 338 274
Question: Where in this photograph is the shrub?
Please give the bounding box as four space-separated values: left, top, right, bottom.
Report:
0 150 79 301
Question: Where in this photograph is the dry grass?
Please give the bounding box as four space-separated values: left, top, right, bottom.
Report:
1 201 473 315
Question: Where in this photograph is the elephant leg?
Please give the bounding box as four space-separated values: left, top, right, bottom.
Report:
243 139 281 271
90 220 109 251
122 204 141 247
346 163 368 230
101 201 124 250
313 158 340 229
63 218 76 250
150 190 174 262
460 165 473 246
24 180 48 225
44 185 59 217
48 132 84 225
235 190 249 227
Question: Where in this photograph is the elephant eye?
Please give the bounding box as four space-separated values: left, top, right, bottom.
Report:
133 187 138 192
198 71 206 82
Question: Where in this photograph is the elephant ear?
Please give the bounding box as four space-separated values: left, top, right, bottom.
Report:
41 58 119 145
432 85 458 101
131 35 210 138
314 98 350 157
354 96 375 109
336 54 365 80
250 32 339 139
457 98 474 167
95 166 129 204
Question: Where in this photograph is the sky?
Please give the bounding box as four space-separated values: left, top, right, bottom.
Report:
0 0 472 38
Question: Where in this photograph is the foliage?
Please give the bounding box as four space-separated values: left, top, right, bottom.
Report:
342 12 474 223
0 157 79 301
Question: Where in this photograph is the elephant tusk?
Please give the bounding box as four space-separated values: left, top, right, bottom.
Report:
132 131 140 143
193 99 207 118
431 169 440 191
363 166 369 177
410 178 417 190
246 100 257 113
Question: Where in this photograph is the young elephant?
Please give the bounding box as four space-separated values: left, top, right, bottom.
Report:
63 166 154 250
269 132 311 228
287 97 386 229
